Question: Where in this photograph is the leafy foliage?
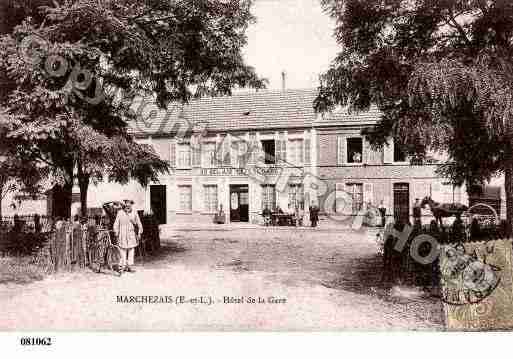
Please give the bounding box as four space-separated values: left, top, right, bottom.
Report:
0 0 266 215
317 0 513 191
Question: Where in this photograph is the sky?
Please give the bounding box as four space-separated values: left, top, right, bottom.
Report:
242 0 340 90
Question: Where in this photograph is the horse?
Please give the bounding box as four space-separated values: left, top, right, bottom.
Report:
420 196 468 228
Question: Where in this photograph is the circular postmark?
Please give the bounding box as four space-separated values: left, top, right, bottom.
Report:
440 244 501 305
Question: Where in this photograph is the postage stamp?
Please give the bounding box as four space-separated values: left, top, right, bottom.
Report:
441 240 513 330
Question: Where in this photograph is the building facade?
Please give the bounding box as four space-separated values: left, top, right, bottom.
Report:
11 88 493 224
3 89 505 222
314 108 467 224
132 89 320 225
123 89 475 226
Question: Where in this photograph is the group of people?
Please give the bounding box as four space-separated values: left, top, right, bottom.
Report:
261 203 320 227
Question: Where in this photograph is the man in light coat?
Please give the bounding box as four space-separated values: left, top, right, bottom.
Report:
114 200 143 273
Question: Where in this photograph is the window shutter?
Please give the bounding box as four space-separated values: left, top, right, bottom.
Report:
337 136 347 165
231 141 238 168
363 183 374 206
169 140 176 168
276 139 282 163
258 140 265 165
221 136 230 166
192 136 201 167
304 138 311 165
215 136 223 166
249 136 257 165
335 183 345 213
384 137 394 163
363 139 370 164
298 140 304 165
199 184 205 212
281 136 287 164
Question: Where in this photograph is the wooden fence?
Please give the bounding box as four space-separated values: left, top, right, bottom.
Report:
1 215 160 272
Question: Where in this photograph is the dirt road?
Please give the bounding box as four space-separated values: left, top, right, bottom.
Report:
1 228 444 330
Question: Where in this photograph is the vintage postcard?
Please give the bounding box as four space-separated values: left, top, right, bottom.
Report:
2 0 513 341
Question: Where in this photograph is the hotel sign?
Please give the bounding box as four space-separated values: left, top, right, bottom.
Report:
200 167 283 176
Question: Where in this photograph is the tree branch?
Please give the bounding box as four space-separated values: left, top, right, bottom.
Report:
445 7 471 47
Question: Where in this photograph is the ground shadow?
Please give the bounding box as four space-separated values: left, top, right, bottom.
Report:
320 254 384 294
139 241 190 269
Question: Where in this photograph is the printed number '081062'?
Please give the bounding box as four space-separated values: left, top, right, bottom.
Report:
20 337 52 346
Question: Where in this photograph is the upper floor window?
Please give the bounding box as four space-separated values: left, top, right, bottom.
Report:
231 140 244 168
177 143 191 168
261 139 276 164
347 137 363 163
288 139 304 166
202 142 217 168
394 142 407 163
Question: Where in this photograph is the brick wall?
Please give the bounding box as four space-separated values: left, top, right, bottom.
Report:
315 129 458 217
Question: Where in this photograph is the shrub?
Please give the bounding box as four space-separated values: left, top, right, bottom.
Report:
0 231 51 257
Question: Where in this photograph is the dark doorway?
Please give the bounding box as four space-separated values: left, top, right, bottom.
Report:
150 185 167 225
393 183 410 224
230 184 249 222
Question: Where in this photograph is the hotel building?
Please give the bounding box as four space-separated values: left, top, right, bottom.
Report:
5 89 504 224
129 89 321 225
123 89 477 225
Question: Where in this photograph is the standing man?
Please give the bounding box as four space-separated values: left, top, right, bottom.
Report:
114 200 143 273
413 198 422 226
309 202 319 227
378 200 387 227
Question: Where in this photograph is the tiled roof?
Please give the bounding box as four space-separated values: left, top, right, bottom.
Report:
313 105 382 127
128 89 319 136
127 89 384 136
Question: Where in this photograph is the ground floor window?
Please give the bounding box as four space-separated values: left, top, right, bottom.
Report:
203 185 218 213
288 184 304 209
261 185 276 211
346 183 363 213
179 185 192 212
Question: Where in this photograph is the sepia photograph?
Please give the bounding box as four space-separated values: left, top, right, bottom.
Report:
2 0 513 352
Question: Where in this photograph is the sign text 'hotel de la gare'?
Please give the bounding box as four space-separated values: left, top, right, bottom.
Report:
200 167 284 177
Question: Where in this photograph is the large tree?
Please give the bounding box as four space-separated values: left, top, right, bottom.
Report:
1 0 266 217
315 0 513 227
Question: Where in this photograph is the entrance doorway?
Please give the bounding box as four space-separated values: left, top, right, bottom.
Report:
230 184 249 222
393 183 410 224
150 185 167 225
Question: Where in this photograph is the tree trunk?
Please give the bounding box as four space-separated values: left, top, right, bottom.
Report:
51 161 74 219
0 181 3 219
51 182 73 219
78 177 89 218
505 155 513 237
77 159 90 218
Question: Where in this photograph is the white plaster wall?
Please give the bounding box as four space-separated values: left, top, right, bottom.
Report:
83 181 146 212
